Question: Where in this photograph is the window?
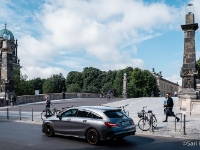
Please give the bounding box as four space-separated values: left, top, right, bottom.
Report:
92 113 102 119
104 110 126 118
87 112 102 119
62 109 78 117
76 110 89 117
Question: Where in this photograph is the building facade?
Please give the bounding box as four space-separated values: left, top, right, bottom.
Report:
0 24 20 103
152 69 179 97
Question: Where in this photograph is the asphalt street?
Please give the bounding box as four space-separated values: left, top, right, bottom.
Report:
0 120 199 150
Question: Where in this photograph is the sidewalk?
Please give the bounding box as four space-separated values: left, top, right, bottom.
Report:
104 97 200 140
0 97 200 140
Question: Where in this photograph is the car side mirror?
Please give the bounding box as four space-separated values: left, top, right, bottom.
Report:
57 114 62 121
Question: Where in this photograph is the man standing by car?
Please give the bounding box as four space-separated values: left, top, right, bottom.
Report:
163 93 180 122
45 97 51 110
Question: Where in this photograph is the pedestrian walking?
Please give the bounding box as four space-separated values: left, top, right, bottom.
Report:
62 91 65 99
45 97 51 110
163 93 180 122
174 91 178 97
101 90 104 99
13 96 17 106
5 95 9 107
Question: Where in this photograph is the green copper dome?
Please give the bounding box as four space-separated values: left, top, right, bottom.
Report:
0 29 14 40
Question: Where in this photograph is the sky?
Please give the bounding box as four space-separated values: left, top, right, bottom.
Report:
1 0 200 85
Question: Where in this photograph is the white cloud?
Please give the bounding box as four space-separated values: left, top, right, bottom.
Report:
21 66 68 79
1 0 187 79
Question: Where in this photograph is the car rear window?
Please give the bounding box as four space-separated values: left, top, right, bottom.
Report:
104 110 126 118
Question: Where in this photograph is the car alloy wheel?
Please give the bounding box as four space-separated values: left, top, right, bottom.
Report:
86 129 99 145
44 124 54 137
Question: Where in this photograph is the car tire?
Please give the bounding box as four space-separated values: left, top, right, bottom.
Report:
44 123 54 137
86 129 99 145
116 136 125 140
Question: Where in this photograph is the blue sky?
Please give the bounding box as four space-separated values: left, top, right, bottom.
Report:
1 0 200 85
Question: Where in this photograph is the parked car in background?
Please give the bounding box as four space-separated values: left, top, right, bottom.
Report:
42 106 136 145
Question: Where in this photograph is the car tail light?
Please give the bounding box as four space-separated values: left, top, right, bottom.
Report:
131 119 135 124
104 122 118 127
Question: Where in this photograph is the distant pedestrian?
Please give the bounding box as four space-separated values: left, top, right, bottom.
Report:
101 90 104 99
151 91 154 97
62 91 65 99
45 97 51 110
13 96 17 106
174 91 177 97
163 93 180 122
196 91 199 99
5 95 9 107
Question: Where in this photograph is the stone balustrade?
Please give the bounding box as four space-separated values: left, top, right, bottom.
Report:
0 93 100 106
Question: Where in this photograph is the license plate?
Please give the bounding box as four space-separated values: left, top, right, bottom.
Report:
121 121 130 126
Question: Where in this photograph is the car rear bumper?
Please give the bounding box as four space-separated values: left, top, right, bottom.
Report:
107 130 136 139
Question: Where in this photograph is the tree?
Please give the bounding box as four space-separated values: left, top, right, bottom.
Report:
113 69 124 97
82 67 102 93
43 73 65 93
66 71 83 92
128 68 160 97
67 84 81 93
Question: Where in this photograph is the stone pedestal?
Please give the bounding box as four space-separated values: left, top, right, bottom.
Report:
122 73 127 98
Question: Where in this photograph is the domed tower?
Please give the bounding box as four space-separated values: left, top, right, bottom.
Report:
0 23 20 103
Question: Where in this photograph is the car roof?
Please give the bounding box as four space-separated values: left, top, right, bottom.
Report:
70 106 119 112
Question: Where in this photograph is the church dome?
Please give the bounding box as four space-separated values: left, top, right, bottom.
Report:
0 29 14 40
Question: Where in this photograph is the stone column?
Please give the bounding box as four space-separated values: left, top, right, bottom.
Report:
179 4 199 115
122 73 127 98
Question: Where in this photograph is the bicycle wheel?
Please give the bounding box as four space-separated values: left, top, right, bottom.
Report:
138 117 151 131
152 115 157 127
41 109 53 120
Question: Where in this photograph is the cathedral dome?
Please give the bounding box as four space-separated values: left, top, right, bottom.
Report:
0 29 14 40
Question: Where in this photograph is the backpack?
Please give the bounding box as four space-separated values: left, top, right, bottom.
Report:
46 99 51 105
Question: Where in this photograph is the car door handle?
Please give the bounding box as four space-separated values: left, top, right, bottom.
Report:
66 119 71 121
83 120 87 122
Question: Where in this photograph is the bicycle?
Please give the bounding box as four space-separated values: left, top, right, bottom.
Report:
137 106 157 131
117 104 129 116
41 105 74 120
41 106 60 120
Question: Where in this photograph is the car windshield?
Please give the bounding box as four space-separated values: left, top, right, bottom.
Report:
104 109 126 118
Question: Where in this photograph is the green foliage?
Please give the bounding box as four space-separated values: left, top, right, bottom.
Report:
102 82 114 95
13 67 29 95
113 69 124 97
128 68 160 97
43 73 65 93
81 67 102 93
67 84 81 93
12 65 159 97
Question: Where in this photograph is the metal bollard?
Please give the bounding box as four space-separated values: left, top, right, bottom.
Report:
32 109 33 121
151 114 154 132
7 107 9 119
183 114 186 135
175 116 176 132
19 108 21 120
181 113 182 129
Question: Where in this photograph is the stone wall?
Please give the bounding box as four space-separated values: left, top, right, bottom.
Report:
0 93 100 106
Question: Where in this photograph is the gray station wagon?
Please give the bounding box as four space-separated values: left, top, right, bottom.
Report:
42 106 136 145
